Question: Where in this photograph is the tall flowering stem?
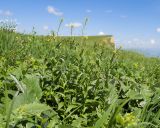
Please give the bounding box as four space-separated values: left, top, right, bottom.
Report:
70 25 74 36
57 18 64 36
82 17 88 36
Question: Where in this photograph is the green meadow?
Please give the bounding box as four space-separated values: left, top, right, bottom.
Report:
0 23 160 128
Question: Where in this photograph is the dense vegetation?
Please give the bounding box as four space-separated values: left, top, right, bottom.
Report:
0 25 160 128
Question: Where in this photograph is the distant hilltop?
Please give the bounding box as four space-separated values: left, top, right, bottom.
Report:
60 35 115 48
82 35 115 47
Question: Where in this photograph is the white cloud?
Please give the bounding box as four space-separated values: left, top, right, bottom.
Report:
43 25 49 31
4 10 12 16
98 31 105 35
133 38 139 41
47 6 63 16
120 15 127 18
150 39 155 44
128 41 132 44
156 27 160 33
0 10 13 16
86 9 92 13
65 22 82 28
105 10 112 13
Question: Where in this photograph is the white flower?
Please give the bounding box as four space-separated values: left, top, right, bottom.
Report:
139 101 146 107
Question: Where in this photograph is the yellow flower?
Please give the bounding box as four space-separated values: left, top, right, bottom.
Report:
134 63 138 68
116 113 138 127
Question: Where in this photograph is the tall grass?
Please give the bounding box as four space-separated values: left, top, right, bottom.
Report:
0 19 160 128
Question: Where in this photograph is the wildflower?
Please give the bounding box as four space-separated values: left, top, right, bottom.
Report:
60 18 64 23
57 18 64 36
116 113 138 127
139 101 146 107
84 17 89 25
134 63 138 68
17 106 27 115
82 17 89 36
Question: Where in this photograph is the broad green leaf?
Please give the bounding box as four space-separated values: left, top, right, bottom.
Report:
47 116 59 128
14 102 50 116
22 74 42 100
58 102 64 110
11 74 42 110
66 105 77 113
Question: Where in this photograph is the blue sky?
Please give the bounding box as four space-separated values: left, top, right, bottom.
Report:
0 0 160 55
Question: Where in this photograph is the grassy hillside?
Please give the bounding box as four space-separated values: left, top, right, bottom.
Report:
60 35 114 47
0 30 160 128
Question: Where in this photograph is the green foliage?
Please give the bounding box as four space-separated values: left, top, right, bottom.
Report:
0 28 160 128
